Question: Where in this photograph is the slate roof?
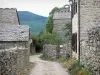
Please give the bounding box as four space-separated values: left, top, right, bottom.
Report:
0 25 29 41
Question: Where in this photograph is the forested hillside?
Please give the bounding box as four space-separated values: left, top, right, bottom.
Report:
18 11 48 35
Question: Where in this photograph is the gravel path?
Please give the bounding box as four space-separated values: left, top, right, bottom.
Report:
29 54 69 75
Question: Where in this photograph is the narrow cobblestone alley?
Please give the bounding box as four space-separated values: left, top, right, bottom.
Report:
29 54 69 75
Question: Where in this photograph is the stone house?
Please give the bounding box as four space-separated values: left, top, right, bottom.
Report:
42 6 72 59
46 6 72 58
52 5 71 41
69 0 100 74
0 8 30 75
43 5 71 59
0 8 20 25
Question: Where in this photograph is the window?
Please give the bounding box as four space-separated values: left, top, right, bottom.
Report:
72 33 77 53
71 0 77 18
75 2 77 13
61 11 63 12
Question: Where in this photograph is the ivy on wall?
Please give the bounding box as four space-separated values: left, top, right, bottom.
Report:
46 7 60 33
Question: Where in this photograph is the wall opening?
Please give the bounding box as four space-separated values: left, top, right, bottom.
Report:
72 33 77 53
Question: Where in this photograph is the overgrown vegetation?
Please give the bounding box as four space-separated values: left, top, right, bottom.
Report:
39 31 63 45
58 58 93 75
31 7 65 52
40 54 56 61
46 16 53 33
46 7 60 33
31 31 63 53
31 31 63 50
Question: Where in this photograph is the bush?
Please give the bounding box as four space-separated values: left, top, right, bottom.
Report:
71 61 83 75
58 58 93 75
39 31 63 45
63 59 76 71
77 68 93 75
46 7 60 33
40 55 56 61
58 58 76 72
58 58 67 63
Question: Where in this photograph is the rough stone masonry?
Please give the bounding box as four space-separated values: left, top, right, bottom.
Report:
0 25 30 75
0 8 19 25
43 44 71 59
79 0 100 75
80 27 100 75
0 8 30 75
44 6 72 59
52 6 71 41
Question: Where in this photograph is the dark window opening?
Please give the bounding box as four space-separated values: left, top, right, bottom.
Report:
75 2 77 13
71 0 77 18
72 33 77 53
61 11 63 12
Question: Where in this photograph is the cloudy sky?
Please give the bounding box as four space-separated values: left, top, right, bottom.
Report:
0 0 69 17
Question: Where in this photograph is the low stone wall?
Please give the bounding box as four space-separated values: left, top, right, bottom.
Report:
43 44 72 59
60 43 71 58
80 27 100 75
0 47 29 75
0 42 30 75
0 49 17 75
43 44 59 59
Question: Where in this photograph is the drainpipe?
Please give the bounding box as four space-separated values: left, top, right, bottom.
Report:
78 0 80 62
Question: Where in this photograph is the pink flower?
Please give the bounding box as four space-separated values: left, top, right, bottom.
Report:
74 56 76 60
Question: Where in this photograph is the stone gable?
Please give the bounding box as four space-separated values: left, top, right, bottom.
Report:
0 8 19 25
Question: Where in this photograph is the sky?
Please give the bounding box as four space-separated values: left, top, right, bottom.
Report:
0 0 69 17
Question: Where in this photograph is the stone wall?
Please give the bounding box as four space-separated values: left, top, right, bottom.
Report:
0 8 19 25
80 27 100 75
0 42 29 75
43 44 72 59
0 25 30 75
79 0 100 74
0 8 30 75
53 8 71 19
80 0 100 42
43 44 59 59
59 44 72 58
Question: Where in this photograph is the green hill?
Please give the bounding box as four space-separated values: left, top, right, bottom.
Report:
18 11 48 35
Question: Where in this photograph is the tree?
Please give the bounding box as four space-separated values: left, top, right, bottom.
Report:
46 16 53 33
